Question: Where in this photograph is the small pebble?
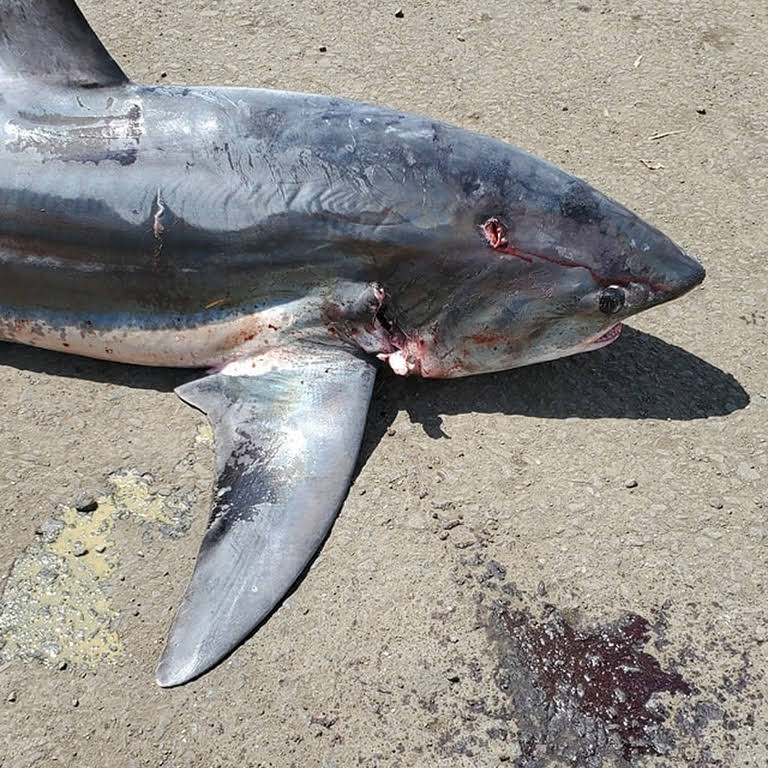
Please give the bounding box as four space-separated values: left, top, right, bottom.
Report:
38 566 59 584
318 45 327 52
445 670 460 683
456 34 466 41
72 698 79 708
709 498 724 509
94 544 106 554
696 107 707 115
58 661 68 671
624 479 638 488
537 581 547 596
394 8 404 18
41 518 64 544
75 494 98 514
72 541 88 557
7 691 17 703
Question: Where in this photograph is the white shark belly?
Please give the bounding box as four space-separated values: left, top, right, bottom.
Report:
0 300 328 369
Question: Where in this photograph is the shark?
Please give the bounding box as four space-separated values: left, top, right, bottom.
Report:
0 1 705 686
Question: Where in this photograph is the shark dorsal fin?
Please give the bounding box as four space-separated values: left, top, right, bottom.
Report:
0 0 128 87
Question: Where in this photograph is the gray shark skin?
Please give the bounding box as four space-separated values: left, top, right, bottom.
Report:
0 1 704 686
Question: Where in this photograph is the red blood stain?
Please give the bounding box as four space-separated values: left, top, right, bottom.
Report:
468 332 500 346
500 607 690 762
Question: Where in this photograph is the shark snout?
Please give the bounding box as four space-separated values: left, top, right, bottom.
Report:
657 248 706 302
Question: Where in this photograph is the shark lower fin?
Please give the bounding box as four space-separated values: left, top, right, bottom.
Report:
0 0 127 87
155 346 377 687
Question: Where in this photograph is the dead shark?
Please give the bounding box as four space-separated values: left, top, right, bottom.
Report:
0 1 705 686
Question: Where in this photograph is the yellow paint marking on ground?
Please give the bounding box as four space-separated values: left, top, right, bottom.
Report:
196 422 214 446
48 497 120 579
0 471 194 669
110 471 179 527
0 490 122 666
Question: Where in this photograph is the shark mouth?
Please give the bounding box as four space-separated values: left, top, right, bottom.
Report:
587 322 623 349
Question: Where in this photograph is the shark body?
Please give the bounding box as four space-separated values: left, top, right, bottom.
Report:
0 1 704 685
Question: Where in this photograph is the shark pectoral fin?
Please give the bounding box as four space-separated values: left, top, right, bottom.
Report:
155 347 377 687
0 1 128 87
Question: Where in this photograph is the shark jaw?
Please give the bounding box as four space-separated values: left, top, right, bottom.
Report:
585 322 623 351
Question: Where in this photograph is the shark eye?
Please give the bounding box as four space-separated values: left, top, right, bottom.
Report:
599 286 626 314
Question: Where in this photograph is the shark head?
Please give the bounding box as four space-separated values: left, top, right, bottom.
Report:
377 150 705 378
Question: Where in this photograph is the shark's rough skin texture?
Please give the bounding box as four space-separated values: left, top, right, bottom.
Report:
0 0 707 689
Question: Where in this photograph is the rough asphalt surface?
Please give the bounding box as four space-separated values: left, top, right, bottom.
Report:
1 1 766 766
